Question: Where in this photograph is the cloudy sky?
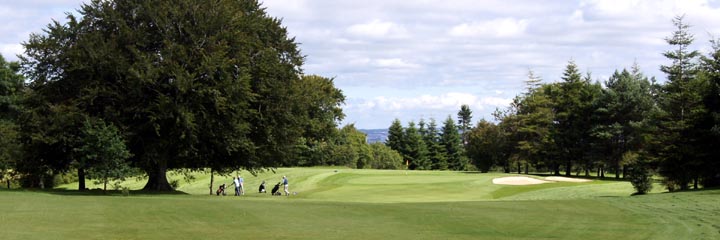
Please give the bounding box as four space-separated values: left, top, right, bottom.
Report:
3 1 720 129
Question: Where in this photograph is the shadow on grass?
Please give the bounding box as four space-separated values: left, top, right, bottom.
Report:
660 186 720 195
0 188 189 196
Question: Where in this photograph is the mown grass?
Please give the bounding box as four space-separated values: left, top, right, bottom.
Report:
3 168 719 239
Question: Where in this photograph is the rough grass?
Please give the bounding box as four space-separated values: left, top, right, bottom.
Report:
3 168 719 239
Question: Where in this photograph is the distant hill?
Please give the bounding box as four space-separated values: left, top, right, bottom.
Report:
359 129 388 143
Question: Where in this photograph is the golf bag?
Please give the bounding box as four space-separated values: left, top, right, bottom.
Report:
216 184 227 196
271 182 282 196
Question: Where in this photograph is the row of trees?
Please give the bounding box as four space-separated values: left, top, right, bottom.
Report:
386 113 470 171
465 16 720 191
0 0 350 191
297 125 403 170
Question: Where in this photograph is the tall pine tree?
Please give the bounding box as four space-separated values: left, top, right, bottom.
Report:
655 15 705 190
442 116 467 170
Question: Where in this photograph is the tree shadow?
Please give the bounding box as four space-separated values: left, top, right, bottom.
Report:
1 188 189 196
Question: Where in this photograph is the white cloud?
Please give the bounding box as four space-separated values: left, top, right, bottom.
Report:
346 19 408 39
373 58 420 69
350 92 511 112
8 0 720 128
449 18 528 38
0 44 23 59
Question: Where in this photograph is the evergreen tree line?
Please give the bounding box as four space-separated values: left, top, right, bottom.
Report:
465 16 720 191
385 115 470 171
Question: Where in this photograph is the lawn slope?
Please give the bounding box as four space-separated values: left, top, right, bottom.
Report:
6 168 716 240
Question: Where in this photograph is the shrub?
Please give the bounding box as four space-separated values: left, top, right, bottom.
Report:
628 162 653 195
662 178 679 192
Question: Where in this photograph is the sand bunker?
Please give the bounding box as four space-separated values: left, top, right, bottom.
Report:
492 176 550 185
545 176 591 183
492 176 592 185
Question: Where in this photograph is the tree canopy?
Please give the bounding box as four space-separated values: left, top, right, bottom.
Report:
20 0 344 190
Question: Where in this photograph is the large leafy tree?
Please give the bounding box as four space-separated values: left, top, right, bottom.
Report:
292 75 345 148
0 54 25 187
368 143 403 170
466 119 506 172
698 38 720 187
292 75 345 167
75 119 132 192
332 125 371 168
21 0 327 190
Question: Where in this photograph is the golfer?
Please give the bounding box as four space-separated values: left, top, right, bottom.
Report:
238 175 245 195
233 176 241 196
282 176 289 196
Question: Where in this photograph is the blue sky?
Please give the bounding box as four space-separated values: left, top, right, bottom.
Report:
3 1 720 129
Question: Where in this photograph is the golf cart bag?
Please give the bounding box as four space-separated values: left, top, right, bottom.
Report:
216 184 227 196
271 182 282 196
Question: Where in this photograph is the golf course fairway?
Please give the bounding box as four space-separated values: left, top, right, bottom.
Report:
2 168 719 239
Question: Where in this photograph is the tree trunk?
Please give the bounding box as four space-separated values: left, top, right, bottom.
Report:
517 161 521 174
78 167 86 191
596 167 600 178
6 179 9 189
584 168 589 177
554 164 560 176
600 167 605 178
524 163 529 175
209 168 214 195
565 160 571 176
142 159 173 191
694 177 698 189
103 180 107 192
615 163 620 179
39 175 45 189
622 165 628 179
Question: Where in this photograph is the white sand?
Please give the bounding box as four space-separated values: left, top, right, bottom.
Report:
545 176 592 183
492 176 551 185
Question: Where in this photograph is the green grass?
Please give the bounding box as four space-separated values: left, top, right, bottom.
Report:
4 168 720 239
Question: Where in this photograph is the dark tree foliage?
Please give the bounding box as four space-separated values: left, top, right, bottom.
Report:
404 121 430 170
386 119 405 155
698 39 720 187
551 61 598 176
442 116 467 170
21 0 336 190
74 119 132 192
424 118 448 170
654 15 706 190
514 72 554 174
592 67 653 179
457 104 472 145
0 55 25 187
466 119 506 173
368 143 403 170
628 160 653 195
